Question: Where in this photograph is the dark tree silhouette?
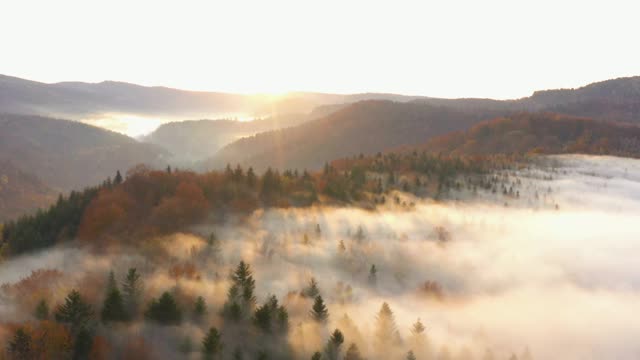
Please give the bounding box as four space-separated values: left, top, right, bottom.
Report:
145 292 182 325
310 295 329 323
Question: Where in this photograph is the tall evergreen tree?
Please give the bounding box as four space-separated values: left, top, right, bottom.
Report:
145 292 182 325
35 298 49 320
253 295 288 334
311 352 322 360
55 290 94 334
193 296 207 322
368 264 378 285
374 302 401 354
101 283 128 323
223 261 256 320
201 327 223 360
310 295 329 323
114 170 123 185
324 329 344 360
302 277 321 298
122 268 143 318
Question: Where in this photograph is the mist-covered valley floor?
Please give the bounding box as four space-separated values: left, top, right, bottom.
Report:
1 155 639 360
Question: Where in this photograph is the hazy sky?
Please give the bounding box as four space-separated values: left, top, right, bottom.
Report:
1 0 638 98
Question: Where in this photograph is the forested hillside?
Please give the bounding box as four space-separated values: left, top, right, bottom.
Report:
0 114 168 192
0 161 57 222
412 113 640 157
142 115 309 163
205 101 505 171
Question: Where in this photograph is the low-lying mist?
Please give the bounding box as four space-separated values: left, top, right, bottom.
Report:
2 155 639 359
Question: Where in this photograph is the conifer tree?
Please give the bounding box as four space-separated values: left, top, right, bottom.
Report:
193 296 207 322
310 295 329 323
247 167 257 188
311 352 322 360
223 261 256 320
122 268 143 318
101 283 128 323
374 302 401 354
201 327 223 360
302 277 321 298
410 318 426 349
55 290 94 333
35 298 49 320
145 292 182 325
114 170 123 185
253 295 288 334
368 264 377 285
324 329 344 360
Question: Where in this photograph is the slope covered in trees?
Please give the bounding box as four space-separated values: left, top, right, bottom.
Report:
205 101 505 171
0 113 168 192
142 114 311 163
1 152 502 256
0 161 57 222
412 113 640 157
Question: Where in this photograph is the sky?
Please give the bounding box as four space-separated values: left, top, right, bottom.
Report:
1 0 638 99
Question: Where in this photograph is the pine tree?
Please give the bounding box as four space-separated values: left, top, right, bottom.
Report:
324 329 344 360
122 268 142 318
247 167 257 188
7 328 33 359
410 318 426 347
35 298 49 320
223 261 256 320
193 296 207 322
368 264 377 285
302 277 321 298
311 352 322 360
101 284 128 323
55 290 94 333
344 343 363 360
114 170 123 185
310 295 329 323
253 295 288 334
201 327 223 360
337 314 364 350
145 292 182 325
374 302 401 354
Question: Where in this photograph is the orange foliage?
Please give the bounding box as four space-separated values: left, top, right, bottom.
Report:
0 269 64 313
1 321 73 359
168 262 200 281
78 187 133 241
89 335 112 360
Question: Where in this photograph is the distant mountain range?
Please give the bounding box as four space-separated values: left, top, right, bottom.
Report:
0 114 167 192
1 74 640 221
0 74 424 124
201 76 640 171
